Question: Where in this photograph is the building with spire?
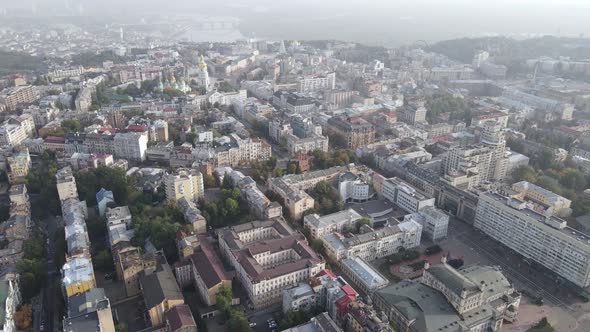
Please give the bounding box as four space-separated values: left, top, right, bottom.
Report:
197 55 211 92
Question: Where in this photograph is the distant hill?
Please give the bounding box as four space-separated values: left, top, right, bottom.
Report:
429 36 590 63
0 50 48 75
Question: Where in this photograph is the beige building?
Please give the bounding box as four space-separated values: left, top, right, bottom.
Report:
327 116 375 149
269 165 352 220
190 238 232 306
511 181 572 217
5 148 31 184
218 219 324 309
422 261 521 322
140 264 184 327
0 85 36 111
164 168 204 204
56 167 79 201
149 120 169 142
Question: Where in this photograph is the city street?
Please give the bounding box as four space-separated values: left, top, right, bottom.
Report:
440 216 580 311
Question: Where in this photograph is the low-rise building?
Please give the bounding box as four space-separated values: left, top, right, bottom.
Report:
340 257 389 293
511 181 572 217
322 221 422 262
189 240 232 306
304 209 364 240
62 288 115 332
62 257 96 298
140 264 184 327
283 283 319 314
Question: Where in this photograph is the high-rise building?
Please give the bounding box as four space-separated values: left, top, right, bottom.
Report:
442 121 508 189
475 191 590 288
164 168 204 204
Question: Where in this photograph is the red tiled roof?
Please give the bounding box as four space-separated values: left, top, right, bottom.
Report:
342 284 357 298
127 124 147 132
317 269 336 278
44 136 65 144
165 305 196 331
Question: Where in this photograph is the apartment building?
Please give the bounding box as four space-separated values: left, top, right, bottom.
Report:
62 257 96 298
0 123 28 148
5 148 31 185
164 168 204 204
304 209 364 239
475 191 590 288
0 85 36 111
62 288 116 332
0 273 21 332
149 119 169 142
269 166 349 220
56 166 79 201
327 116 375 149
322 221 422 261
298 72 336 93
404 206 449 241
140 264 184 327
382 177 435 213
48 66 84 81
228 170 283 220
399 104 427 125
218 219 325 308
114 132 148 161
285 133 329 156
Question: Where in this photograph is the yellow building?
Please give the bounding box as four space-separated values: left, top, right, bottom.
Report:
62 257 96 297
140 264 185 327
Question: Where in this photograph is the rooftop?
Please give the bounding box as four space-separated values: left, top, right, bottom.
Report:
304 209 363 230
376 280 495 332
341 257 388 289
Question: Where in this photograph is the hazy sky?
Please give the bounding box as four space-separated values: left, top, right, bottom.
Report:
1 0 590 45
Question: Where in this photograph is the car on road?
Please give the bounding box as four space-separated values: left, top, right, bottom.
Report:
249 322 257 327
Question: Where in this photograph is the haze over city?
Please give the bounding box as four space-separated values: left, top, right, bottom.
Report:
1 2 590 332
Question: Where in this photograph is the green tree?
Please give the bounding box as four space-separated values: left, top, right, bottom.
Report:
115 323 128 332
355 218 371 232
203 174 217 189
17 259 46 302
560 168 586 191
61 119 81 133
536 148 555 170
94 250 114 271
228 309 251 332
511 166 538 183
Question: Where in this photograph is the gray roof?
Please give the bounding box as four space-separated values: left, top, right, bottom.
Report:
67 288 110 318
376 281 496 332
426 264 479 296
140 264 183 309
459 265 513 302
